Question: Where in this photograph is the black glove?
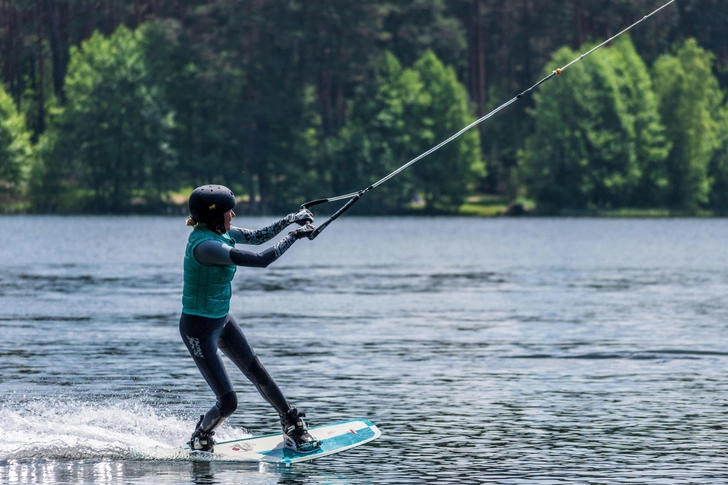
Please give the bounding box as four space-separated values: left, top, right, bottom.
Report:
289 223 316 240
287 208 314 226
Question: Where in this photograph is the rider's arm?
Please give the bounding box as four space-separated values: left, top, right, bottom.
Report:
228 219 289 246
228 209 314 246
194 236 297 268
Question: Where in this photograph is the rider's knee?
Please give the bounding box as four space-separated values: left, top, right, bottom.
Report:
218 391 238 417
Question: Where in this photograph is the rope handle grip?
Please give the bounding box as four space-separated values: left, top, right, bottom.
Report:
307 193 362 240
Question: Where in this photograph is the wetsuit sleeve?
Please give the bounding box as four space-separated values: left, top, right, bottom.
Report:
194 236 297 268
228 217 290 246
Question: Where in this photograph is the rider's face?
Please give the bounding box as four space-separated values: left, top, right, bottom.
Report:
223 209 235 232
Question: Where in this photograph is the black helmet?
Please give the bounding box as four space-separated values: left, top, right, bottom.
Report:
188 185 236 233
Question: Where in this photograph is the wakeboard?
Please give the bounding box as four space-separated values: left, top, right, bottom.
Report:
185 418 380 464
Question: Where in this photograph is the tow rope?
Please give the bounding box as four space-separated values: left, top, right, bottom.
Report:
302 0 677 240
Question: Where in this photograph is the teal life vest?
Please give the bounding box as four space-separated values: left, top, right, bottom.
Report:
182 226 237 318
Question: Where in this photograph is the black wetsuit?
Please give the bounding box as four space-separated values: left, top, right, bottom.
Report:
180 221 298 434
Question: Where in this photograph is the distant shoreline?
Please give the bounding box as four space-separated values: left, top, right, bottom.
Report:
1 208 726 218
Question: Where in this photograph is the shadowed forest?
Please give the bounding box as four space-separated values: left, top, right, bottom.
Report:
1 0 727 215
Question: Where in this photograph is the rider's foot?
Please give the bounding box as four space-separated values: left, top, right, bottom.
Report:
189 414 215 452
280 408 320 453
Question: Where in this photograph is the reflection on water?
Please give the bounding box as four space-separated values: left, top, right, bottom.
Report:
0 459 375 485
1 216 728 484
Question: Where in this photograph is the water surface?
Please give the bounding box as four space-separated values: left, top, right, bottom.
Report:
1 216 727 484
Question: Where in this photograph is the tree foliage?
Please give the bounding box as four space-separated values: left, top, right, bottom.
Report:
0 1 727 214
519 37 669 212
327 51 424 214
37 25 174 212
653 39 724 211
410 50 483 211
328 50 482 213
0 84 33 208
709 101 728 212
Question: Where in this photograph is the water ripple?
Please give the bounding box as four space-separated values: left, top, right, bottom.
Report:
2 217 728 484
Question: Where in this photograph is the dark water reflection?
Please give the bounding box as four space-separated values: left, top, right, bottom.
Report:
1 216 727 484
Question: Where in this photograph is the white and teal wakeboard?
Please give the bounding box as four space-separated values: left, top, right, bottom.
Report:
184 418 380 464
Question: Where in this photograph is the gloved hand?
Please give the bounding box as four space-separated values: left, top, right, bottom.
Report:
287 208 314 226
289 224 316 240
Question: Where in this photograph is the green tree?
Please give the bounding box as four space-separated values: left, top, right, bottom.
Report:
675 0 728 88
328 51 425 213
410 50 483 211
519 37 668 212
653 38 723 211
293 0 387 136
0 85 33 208
383 0 467 70
139 19 245 194
330 50 482 213
165 2 324 213
608 36 671 207
708 101 728 212
37 25 174 212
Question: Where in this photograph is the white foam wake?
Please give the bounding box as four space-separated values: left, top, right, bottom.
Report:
0 397 249 461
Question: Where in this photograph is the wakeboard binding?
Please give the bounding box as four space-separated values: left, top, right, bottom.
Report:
189 414 216 452
280 408 320 453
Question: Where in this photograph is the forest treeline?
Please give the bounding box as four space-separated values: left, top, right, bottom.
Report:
1 0 727 215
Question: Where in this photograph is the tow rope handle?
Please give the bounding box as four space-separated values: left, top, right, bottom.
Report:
301 189 368 240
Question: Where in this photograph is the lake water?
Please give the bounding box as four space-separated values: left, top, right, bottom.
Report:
0 215 727 484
